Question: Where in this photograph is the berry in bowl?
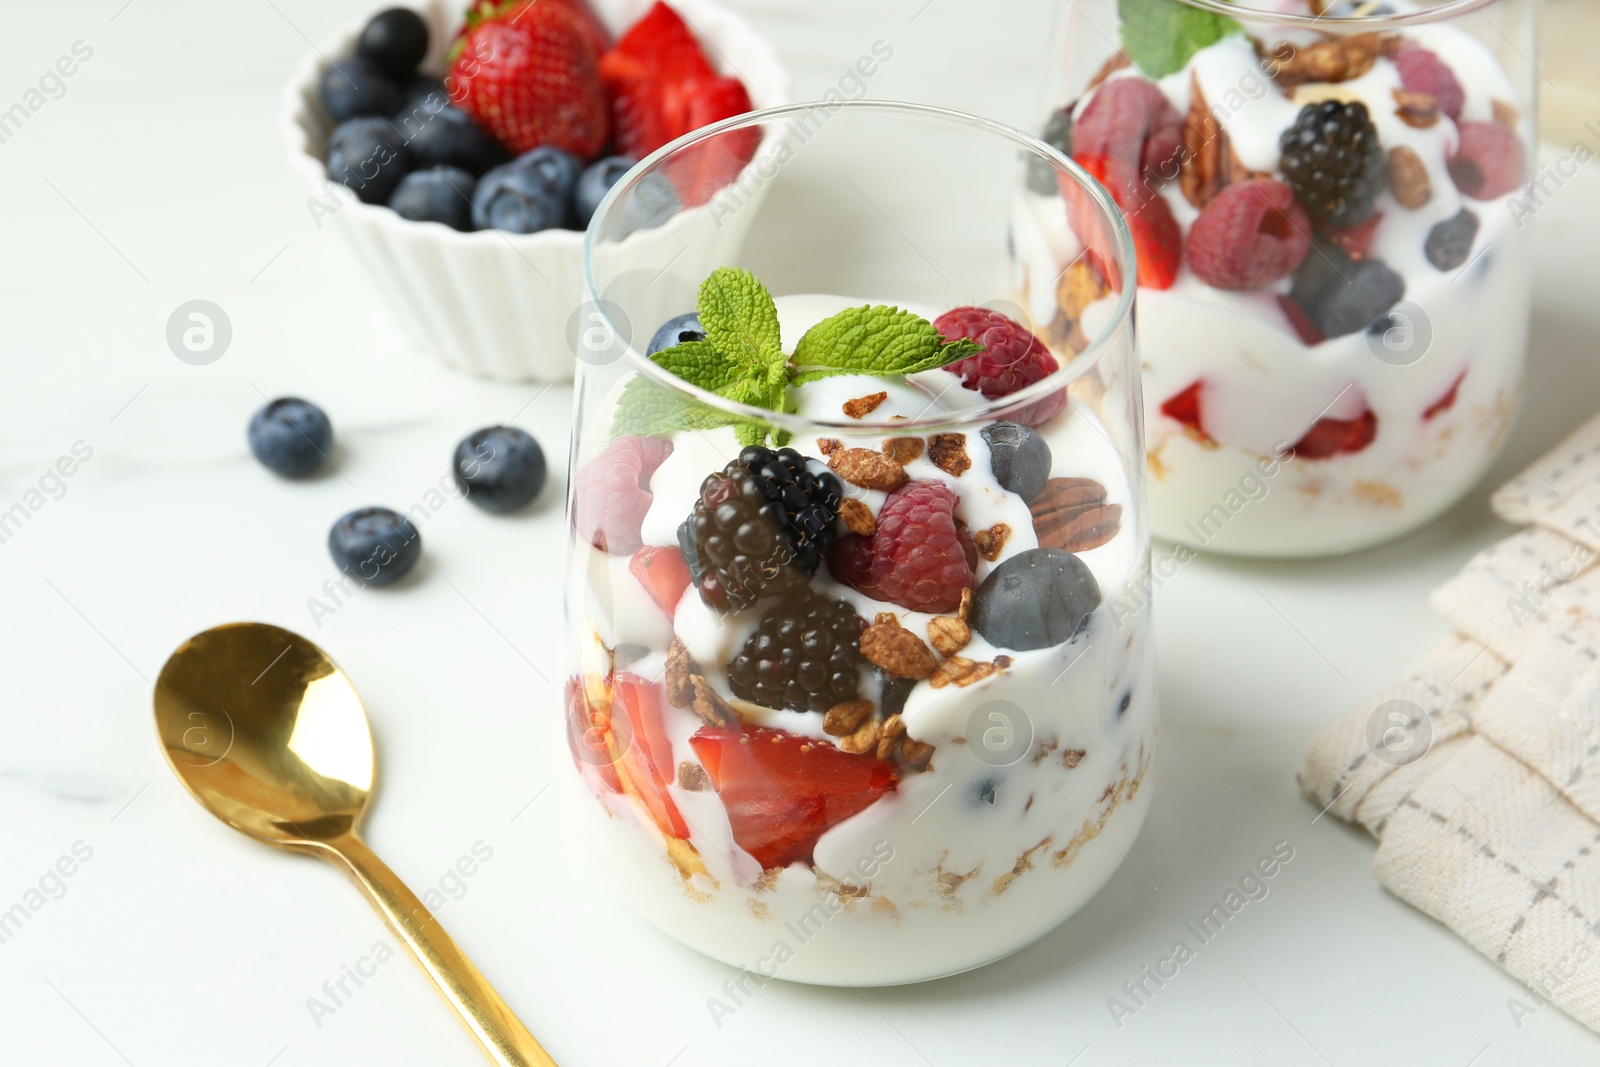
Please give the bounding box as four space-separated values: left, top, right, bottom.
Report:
1017 0 1536 556
281 0 789 380
567 103 1156 985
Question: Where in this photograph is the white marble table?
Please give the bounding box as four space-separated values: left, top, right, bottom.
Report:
3 1 1599 1064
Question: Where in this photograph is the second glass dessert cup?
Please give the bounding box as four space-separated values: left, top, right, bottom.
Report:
1023 0 1537 557
565 102 1157 985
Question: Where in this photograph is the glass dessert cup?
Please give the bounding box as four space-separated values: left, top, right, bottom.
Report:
1020 0 1537 557
566 101 1157 986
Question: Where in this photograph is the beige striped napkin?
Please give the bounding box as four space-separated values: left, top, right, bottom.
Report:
1302 414 1600 1034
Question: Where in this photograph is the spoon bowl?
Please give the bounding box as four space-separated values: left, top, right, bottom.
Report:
155 622 374 845
154 622 555 1067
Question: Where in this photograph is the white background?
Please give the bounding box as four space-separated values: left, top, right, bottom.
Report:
1 1 1598 1064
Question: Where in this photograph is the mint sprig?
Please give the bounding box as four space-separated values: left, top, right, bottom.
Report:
610 267 983 444
1117 0 1242 80
790 305 982 386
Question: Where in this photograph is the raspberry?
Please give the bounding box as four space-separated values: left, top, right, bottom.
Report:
1392 45 1464 121
573 435 673 555
827 480 974 615
725 589 866 713
1287 239 1404 339
1448 121 1526 201
1185 178 1312 291
1279 100 1385 228
677 447 839 612
934 307 1066 426
1073 78 1183 207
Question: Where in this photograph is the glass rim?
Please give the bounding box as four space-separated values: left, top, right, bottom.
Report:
1174 0 1502 29
581 99 1138 436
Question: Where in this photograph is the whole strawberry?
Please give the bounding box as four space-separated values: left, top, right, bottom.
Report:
450 0 609 159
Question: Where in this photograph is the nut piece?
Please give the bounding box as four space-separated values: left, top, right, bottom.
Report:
1267 32 1396 91
690 675 739 727
927 616 972 657
957 587 972 623
929 656 999 689
882 437 925 464
1387 145 1432 209
899 738 935 772
1392 89 1440 129
829 447 908 492
1030 477 1122 552
971 523 1010 562
843 392 888 419
817 437 842 457
1180 76 1230 209
1492 98 1520 128
837 717 881 755
839 498 877 536
823 698 875 737
678 762 710 791
665 638 695 709
876 714 908 761
1057 257 1110 322
928 433 971 477
1087 50 1130 90
860 613 938 679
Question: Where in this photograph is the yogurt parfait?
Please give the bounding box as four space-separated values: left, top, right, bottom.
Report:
567 102 1158 985
1017 0 1536 555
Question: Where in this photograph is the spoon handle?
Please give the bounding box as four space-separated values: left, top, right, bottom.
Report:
321 834 558 1067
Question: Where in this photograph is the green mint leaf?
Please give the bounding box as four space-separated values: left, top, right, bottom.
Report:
1117 0 1241 80
609 377 739 438
696 267 784 381
789 305 984 385
649 339 743 392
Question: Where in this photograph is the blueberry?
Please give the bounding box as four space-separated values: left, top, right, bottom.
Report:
248 397 332 478
452 426 547 513
328 507 422 587
971 548 1101 651
394 74 447 118
1026 105 1075 196
1289 240 1404 339
389 166 476 230
1425 209 1479 271
516 146 584 205
319 57 399 123
356 8 429 80
326 116 412 204
403 105 509 175
574 155 635 228
471 161 566 233
614 172 680 238
646 312 706 356
981 421 1052 502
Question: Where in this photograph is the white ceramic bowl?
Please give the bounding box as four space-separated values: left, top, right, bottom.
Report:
280 0 790 381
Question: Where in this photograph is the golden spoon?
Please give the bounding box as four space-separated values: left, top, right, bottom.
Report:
153 622 557 1067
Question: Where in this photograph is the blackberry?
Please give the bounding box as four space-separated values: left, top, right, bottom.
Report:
1279 100 1385 228
678 447 840 612
726 589 867 713
1025 105 1075 196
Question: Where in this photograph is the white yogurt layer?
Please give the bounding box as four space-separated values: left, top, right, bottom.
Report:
1015 19 1531 556
567 294 1158 984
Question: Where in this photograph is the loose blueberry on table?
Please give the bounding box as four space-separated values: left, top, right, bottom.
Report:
248 397 333 478
328 507 422 587
452 426 547 513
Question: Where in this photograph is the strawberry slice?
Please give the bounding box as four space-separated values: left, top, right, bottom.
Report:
612 1 716 82
566 674 689 839
1277 293 1326 346
1159 380 1209 440
629 545 692 619
1291 408 1378 460
1124 193 1181 290
1423 370 1467 421
600 51 676 160
689 725 898 869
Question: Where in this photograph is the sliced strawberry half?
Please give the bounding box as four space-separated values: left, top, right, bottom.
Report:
689 725 898 869
629 545 692 619
1291 408 1378 460
1424 370 1467 421
1159 380 1210 440
600 51 676 159
566 674 688 839
612 1 716 82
